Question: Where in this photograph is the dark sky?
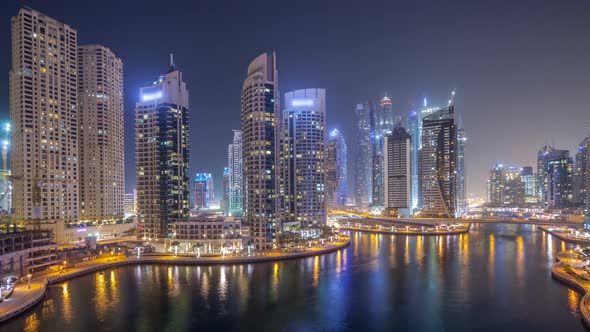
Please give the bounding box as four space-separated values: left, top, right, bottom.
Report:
1 0 589 199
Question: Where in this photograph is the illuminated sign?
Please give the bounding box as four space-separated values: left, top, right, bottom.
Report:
292 99 313 107
76 228 87 233
141 90 163 102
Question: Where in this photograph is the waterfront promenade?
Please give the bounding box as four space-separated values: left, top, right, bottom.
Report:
540 226 590 244
335 219 470 236
551 253 590 327
0 236 349 323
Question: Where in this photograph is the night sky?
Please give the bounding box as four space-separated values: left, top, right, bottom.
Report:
1 0 589 199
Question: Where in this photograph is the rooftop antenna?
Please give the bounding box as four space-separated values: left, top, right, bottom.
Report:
448 89 456 106
170 53 174 67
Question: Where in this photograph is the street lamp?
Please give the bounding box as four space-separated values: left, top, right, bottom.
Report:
27 274 32 289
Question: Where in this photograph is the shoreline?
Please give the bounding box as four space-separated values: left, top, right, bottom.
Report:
539 226 590 244
0 237 350 323
551 260 590 327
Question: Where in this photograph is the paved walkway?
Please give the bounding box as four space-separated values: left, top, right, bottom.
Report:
551 252 590 327
0 237 350 323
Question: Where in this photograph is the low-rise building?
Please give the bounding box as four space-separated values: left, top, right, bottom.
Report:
169 215 243 254
0 230 58 276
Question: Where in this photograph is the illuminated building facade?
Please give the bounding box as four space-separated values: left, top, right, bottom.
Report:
354 102 373 209
194 173 214 209
420 106 457 218
537 145 568 204
221 167 230 215
241 52 278 250
545 155 574 208
135 59 190 240
456 127 467 215
487 164 523 207
10 8 79 224
520 166 537 205
574 137 589 208
78 45 125 222
406 110 420 212
279 89 326 225
384 122 412 217
326 129 347 209
370 95 394 206
228 130 243 216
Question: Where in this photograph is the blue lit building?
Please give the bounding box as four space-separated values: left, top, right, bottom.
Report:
406 110 420 212
135 58 190 240
354 102 373 209
194 173 214 209
279 89 326 225
326 129 347 209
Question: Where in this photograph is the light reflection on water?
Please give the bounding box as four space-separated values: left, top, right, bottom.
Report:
4 224 584 332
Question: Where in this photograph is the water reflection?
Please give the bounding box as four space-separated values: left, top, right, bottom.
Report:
3 224 587 332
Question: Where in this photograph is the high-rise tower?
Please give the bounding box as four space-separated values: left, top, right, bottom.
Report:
78 45 124 222
194 173 214 209
279 89 326 225
384 122 412 217
574 137 589 208
354 102 373 209
537 145 569 205
241 52 278 249
10 8 79 224
326 129 347 209
135 58 190 240
228 130 243 216
420 106 457 218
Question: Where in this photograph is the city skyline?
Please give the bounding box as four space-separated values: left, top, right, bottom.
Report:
1 1 589 200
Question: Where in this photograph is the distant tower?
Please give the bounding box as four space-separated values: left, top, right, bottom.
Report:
384 121 412 217
406 110 420 212
194 173 214 209
326 129 347 209
520 166 537 205
78 45 125 222
221 167 230 215
135 58 190 240
355 102 373 209
574 137 589 207
241 52 278 250
420 106 457 218
370 95 394 207
279 89 326 225
228 130 243 216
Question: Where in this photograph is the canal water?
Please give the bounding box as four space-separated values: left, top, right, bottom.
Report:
3 224 586 332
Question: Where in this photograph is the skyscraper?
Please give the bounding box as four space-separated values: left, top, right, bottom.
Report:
420 106 457 218
10 8 79 224
135 58 190 240
221 167 230 215
354 102 372 209
241 52 278 249
406 110 420 211
487 164 523 207
78 45 125 222
456 126 467 215
545 155 574 208
279 89 326 225
228 130 243 217
574 137 589 208
326 129 347 209
384 122 411 217
369 95 395 207
520 166 537 205
537 145 569 205
194 173 214 209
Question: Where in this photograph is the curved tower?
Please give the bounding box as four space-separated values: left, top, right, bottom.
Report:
241 52 278 249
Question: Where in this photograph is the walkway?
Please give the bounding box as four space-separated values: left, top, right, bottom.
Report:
0 237 349 323
551 252 590 327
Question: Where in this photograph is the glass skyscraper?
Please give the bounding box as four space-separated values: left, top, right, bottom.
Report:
228 130 243 217
354 103 373 209
135 59 190 240
279 89 326 226
194 173 214 209
326 129 347 209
